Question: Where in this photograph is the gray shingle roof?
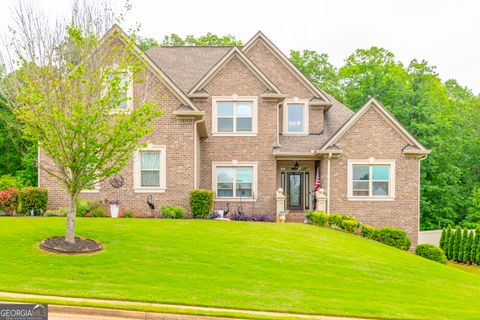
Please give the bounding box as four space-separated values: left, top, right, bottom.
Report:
146 46 232 92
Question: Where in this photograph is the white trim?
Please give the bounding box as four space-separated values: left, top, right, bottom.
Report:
347 159 396 201
189 47 281 95
242 32 330 102
133 144 167 193
283 98 309 135
212 96 258 136
212 161 258 201
322 97 428 151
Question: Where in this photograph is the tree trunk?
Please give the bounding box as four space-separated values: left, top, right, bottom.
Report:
65 193 78 244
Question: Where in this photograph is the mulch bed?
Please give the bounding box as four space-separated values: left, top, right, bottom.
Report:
39 236 103 254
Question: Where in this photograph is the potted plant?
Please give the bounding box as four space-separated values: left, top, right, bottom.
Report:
109 200 121 218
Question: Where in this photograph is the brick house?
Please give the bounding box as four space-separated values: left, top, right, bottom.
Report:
39 26 429 244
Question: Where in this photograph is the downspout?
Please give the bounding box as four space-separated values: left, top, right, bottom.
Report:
326 153 332 214
193 115 205 189
276 103 282 147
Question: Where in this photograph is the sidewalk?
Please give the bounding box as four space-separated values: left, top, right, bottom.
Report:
0 291 370 320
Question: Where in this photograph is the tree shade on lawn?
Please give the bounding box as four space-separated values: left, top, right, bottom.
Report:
0 218 480 320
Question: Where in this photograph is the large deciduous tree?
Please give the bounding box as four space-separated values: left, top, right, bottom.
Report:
0 1 162 243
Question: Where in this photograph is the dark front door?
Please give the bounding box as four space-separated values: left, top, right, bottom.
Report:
287 172 303 210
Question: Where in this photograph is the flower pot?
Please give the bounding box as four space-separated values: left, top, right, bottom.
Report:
110 204 119 218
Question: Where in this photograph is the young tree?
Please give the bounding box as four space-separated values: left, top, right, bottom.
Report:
439 227 447 251
476 227 480 265
459 227 468 262
0 1 161 244
463 230 473 263
447 227 455 260
453 227 463 261
470 228 478 263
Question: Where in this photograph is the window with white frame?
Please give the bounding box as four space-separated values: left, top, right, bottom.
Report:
283 99 309 134
212 162 257 200
347 160 395 200
134 145 166 192
212 97 257 135
106 68 133 112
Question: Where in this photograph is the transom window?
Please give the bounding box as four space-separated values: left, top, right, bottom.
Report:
283 99 309 134
134 145 166 193
348 160 395 200
212 97 258 135
213 162 257 200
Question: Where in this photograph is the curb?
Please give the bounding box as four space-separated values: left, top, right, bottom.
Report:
49 304 236 320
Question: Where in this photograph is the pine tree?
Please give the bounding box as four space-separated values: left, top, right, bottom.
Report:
447 228 455 260
453 227 463 261
471 229 478 263
439 227 447 251
463 230 473 263
476 227 480 265
460 227 468 262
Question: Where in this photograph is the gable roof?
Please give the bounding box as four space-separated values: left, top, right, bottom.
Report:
320 97 429 153
242 31 330 102
146 46 231 92
103 25 200 112
188 47 282 95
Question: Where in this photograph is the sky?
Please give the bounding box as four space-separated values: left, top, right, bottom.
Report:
1 0 479 93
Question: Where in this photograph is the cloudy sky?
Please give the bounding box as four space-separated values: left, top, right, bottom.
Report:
1 0 479 93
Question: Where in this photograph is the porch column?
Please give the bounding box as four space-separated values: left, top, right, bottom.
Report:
276 188 286 213
315 188 327 212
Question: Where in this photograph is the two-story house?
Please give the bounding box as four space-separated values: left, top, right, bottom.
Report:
39 25 429 245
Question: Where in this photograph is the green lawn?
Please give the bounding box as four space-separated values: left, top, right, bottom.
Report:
1 218 480 320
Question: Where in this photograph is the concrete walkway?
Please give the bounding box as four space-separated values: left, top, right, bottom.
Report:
0 291 370 320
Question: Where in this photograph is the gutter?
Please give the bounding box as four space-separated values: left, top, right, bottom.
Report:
193 114 205 189
327 152 332 214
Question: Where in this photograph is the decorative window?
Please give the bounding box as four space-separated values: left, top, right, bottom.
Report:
212 162 258 201
106 68 133 112
347 160 395 201
212 96 258 136
134 145 166 193
81 180 100 193
283 99 309 135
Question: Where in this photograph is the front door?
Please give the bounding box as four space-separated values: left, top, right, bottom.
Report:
287 172 303 210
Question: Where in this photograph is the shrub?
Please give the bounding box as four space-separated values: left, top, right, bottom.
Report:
44 207 68 217
189 189 213 219
76 199 94 217
445 225 453 259
91 206 107 217
453 227 463 261
447 227 456 260
0 175 25 191
472 227 479 264
342 219 359 233
327 214 344 228
463 230 473 263
416 244 448 264
230 212 274 222
373 227 411 250
439 227 447 251
161 205 185 219
0 188 20 215
361 224 377 239
18 187 48 216
310 211 328 227
123 210 133 218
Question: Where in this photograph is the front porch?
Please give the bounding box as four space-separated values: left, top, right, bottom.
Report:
276 159 320 221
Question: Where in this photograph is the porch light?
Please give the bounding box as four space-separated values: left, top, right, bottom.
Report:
294 161 299 170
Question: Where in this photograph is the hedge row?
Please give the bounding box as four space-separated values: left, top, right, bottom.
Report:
361 224 411 251
440 225 480 265
0 187 48 216
307 211 359 234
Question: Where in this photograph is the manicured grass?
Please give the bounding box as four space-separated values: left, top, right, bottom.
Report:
1 218 480 319
449 261 480 276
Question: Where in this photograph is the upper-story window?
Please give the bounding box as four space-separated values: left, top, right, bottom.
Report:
347 159 395 201
212 96 258 136
106 68 133 113
283 99 309 135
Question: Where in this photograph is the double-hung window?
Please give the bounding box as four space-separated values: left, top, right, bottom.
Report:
213 162 257 200
283 99 309 135
213 97 257 135
348 160 395 200
134 145 166 192
106 67 133 112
